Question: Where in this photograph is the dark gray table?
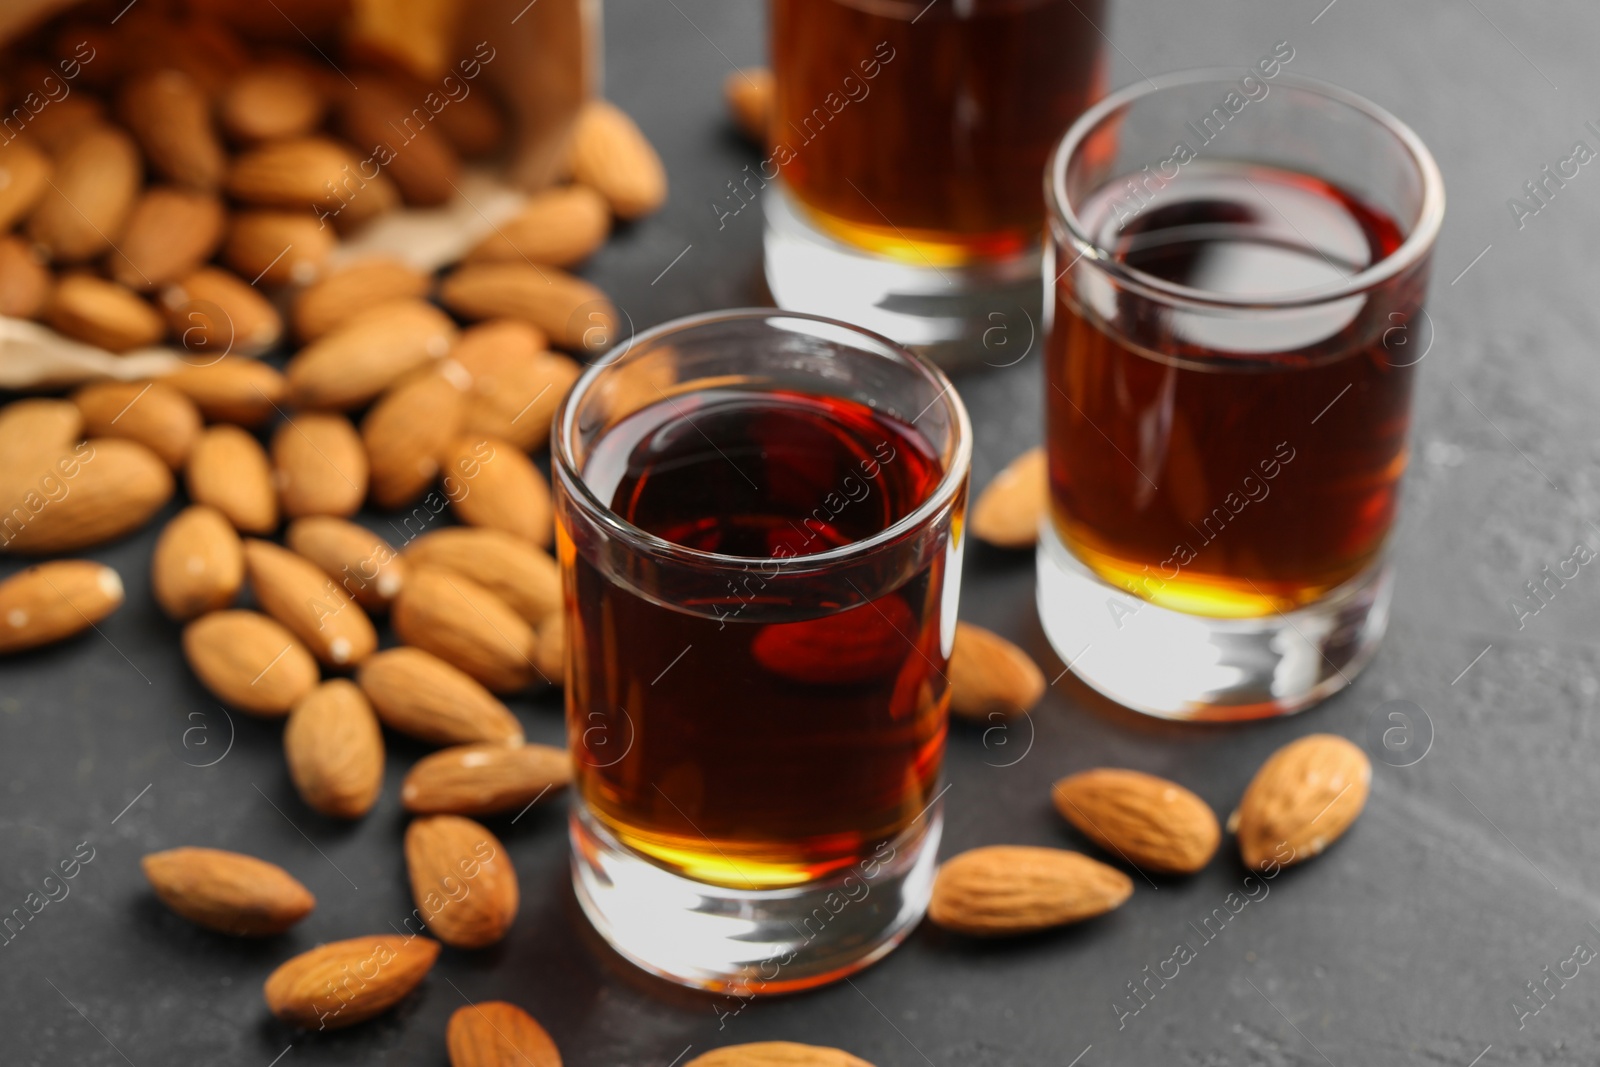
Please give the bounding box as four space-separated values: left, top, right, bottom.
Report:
7 1 1599 1063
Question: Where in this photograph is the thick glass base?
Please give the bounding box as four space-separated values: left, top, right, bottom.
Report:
570 801 941 994
1037 524 1390 721
763 183 1042 373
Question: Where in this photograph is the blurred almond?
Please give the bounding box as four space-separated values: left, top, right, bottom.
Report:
187 425 278 534
439 262 616 355
392 566 541 692
151 505 244 621
292 258 429 342
452 322 581 452
358 647 523 746
447 1001 561 1067
1052 769 1220 875
73 380 202 468
724 68 773 144
285 516 406 611
568 100 667 219
0 560 123 654
1233 734 1371 871
533 612 565 687
361 366 467 508
0 399 82 492
442 435 553 547
340 83 460 206
182 609 319 716
264 934 439 1030
403 527 560 625
142 847 314 935
16 93 104 156
405 815 518 948
220 65 325 143
47 274 165 352
162 358 288 427
284 679 384 818
2 439 173 556
686 1045 873 1067
119 69 225 189
271 412 368 518
27 125 140 262
948 622 1046 720
972 447 1046 549
0 140 51 231
287 299 457 410
224 211 336 287
0 235 51 319
928 845 1132 936
162 267 284 358
109 187 225 290
243 538 377 667
402 742 571 816
465 186 610 267
227 136 365 210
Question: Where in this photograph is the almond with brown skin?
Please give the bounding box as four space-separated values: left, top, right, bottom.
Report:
284 679 384 819
569 100 667 219
187 425 279 534
119 69 225 190
27 125 140 262
447 1001 562 1067
1232 734 1371 871
16 93 104 156
0 140 51 231
686 1044 873 1067
339 83 460 206
0 561 123 654
451 322 581 452
182 610 319 716
948 622 1045 720
108 187 226 290
3 440 173 556
928 845 1133 936
220 65 325 143
223 211 336 288
0 235 51 319
392 567 541 692
403 528 561 625
533 612 565 687
162 358 288 427
972 447 1045 549
0 400 81 503
442 436 553 547
226 136 367 211
264 935 440 1030
287 299 457 410
271 412 368 519
162 267 284 358
358 647 523 746
1052 769 1220 875
724 68 774 144
361 366 467 508
286 516 406 612
405 815 518 948
402 743 571 816
73 380 202 468
151 505 244 621
46 274 166 353
292 258 430 342
142 847 314 936
465 186 611 267
243 538 377 667
439 263 617 355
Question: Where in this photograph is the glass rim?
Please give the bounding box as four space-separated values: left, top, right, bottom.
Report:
1046 68 1446 311
551 308 973 571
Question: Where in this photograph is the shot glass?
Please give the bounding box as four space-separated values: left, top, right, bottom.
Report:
1038 70 1445 720
553 310 971 992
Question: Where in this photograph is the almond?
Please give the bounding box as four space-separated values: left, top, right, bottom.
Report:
0 400 82 497
568 100 667 219
447 1001 561 1067
972 447 1046 549
284 679 384 819
182 609 319 716
431 83 504 158
442 436 553 547
533 612 565 687
0 560 123 654
108 186 226 290
0 235 51 319
72 380 202 468
243 538 377 667
361 367 467 508
285 516 406 611
220 65 326 144
226 136 367 210
686 1044 873 1067
142 847 314 936
392 566 541 692
405 815 518 948
223 211 336 288
339 83 460 206
17 93 105 156
271 412 368 519
287 299 458 410
151 505 244 621
186 425 279 534
439 263 617 355
724 68 774 145
928 845 1132 936
46 274 166 353
0 140 51 231
162 358 288 427
403 527 561 625
2 439 173 556
1052 769 1220 875
264 934 440 1030
452 322 580 452
118 69 225 190
465 186 611 268
1232 734 1371 871
358 647 523 746
402 743 571 816
27 125 140 262
948 622 1046 720
291 258 430 342
162 267 284 358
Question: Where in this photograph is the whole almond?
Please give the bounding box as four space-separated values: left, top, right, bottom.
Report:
284 679 384 819
1233 734 1371 871
264 934 440 1030
361 367 467 508
287 299 458 410
1052 769 1220 875
16 93 104 156
928 845 1133 936
187 425 278 534
162 267 284 358
182 610 319 716
447 1001 561 1067
357 647 523 746
402 743 571 816
948 622 1046 720
151 505 244 621
432 83 504 157
686 1044 873 1067
142 847 314 936
972 447 1046 549
724 68 774 145
533 612 565 687
73 380 202 468
220 65 326 143
224 211 336 287
442 436 553 547
340 84 460 206
243 539 377 667
119 69 225 190
405 815 518 948
271 412 368 519
403 527 561 625
286 516 406 611
2 439 174 556
0 399 82 495
0 140 51 231
0 560 123 654
439 263 617 355
27 125 140 262
226 136 369 210
452 322 581 452
292 258 430 342
465 186 611 267
392 567 541 692
46 274 166 353
162 358 288 427
0 235 51 319
109 187 226 290
568 100 667 219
